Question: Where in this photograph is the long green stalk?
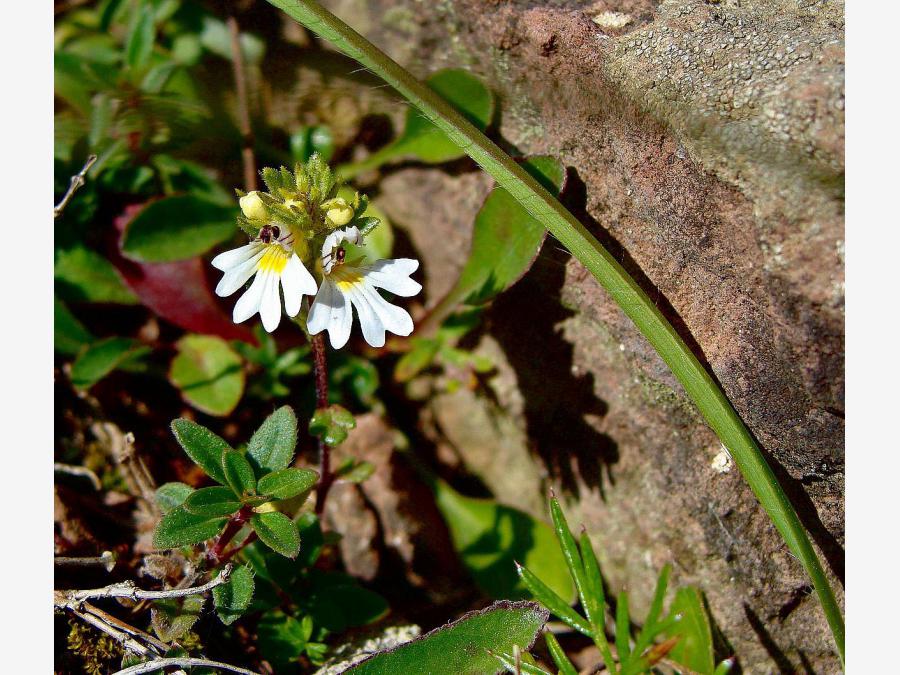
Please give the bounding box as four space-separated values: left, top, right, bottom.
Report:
266 0 844 661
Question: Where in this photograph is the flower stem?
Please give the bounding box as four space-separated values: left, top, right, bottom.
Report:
310 333 333 514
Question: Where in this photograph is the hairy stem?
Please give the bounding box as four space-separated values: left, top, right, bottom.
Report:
310 332 333 514
266 0 844 661
207 507 253 566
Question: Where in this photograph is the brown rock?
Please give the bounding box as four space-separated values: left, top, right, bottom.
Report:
313 1 844 669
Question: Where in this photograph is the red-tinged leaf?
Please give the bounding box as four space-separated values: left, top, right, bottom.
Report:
110 204 256 344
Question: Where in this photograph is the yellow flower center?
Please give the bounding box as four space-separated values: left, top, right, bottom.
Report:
258 245 290 275
332 265 364 291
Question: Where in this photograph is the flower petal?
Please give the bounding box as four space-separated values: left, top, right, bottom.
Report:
211 242 264 271
281 254 317 317
321 226 363 273
308 280 352 349
359 282 414 337
215 248 267 297
345 283 385 347
362 258 421 297
232 269 267 324
259 271 283 333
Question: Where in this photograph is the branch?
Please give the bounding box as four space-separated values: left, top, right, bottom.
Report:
54 154 97 218
56 564 232 607
113 657 259 675
55 551 116 573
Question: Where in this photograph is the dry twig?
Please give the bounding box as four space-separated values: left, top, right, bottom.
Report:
113 656 258 675
56 564 232 607
54 154 98 218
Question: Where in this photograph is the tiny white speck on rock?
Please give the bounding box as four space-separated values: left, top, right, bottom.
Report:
711 446 733 473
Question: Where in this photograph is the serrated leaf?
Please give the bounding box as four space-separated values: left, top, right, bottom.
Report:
169 334 245 417
170 418 231 484
70 337 149 390
213 565 255 625
309 405 356 446
257 468 318 500
251 511 300 558
121 195 238 263
183 486 241 518
222 450 257 497
346 601 548 674
153 506 226 549
246 406 298 474
151 595 204 642
666 587 715 674
155 482 195 514
432 478 575 603
55 246 139 305
125 5 155 71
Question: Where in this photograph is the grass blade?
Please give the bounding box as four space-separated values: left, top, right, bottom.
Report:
491 650 551 675
615 592 631 662
544 632 578 675
264 0 844 662
579 531 617 673
629 564 671 659
516 562 591 636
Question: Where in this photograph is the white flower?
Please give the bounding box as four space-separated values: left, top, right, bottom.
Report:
212 225 317 333
308 226 421 348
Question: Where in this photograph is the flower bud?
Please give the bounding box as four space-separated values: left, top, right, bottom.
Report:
239 191 268 221
325 198 354 227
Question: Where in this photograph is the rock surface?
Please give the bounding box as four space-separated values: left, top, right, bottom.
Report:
312 0 845 670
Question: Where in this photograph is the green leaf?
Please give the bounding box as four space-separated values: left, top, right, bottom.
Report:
394 337 440 382
341 69 493 177
222 450 257 497
55 247 139 305
291 125 335 163
151 595 204 643
155 482 195 514
121 195 238 263
262 1 845 662
153 506 226 549
630 564 671 659
70 337 149 390
308 577 389 632
457 156 565 305
213 565 255 625
257 468 319 500
256 610 309 670
170 418 232 485
200 16 266 65
125 4 155 71
334 459 375 484
54 297 95 356
432 479 575 603
309 405 356 446
346 601 548 674
183 486 242 518
666 587 715 674
579 531 616 672
246 406 298 474
251 511 300 558
169 335 245 417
